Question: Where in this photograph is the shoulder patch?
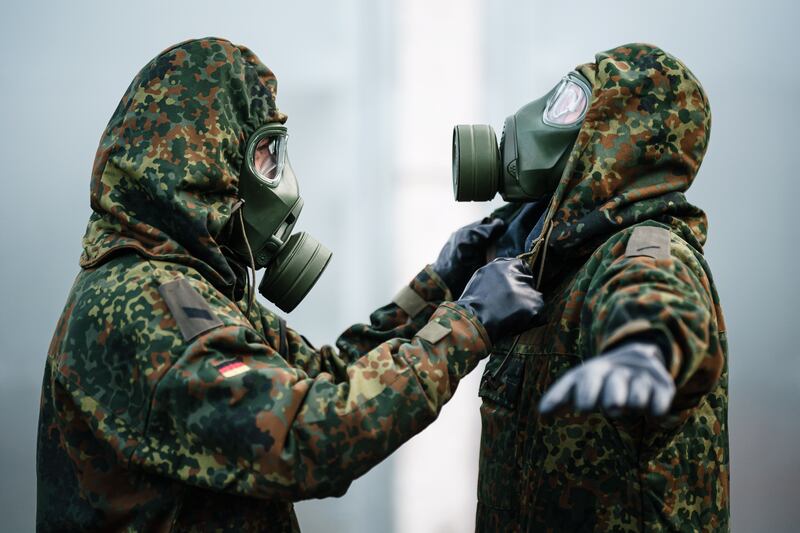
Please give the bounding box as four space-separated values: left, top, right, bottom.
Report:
625 226 671 260
158 278 223 341
415 321 452 344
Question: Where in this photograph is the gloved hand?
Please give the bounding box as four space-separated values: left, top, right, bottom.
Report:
432 217 505 297
455 257 543 342
539 342 676 417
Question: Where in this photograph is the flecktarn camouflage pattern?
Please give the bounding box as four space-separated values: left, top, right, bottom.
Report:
36 37 492 531
477 44 729 531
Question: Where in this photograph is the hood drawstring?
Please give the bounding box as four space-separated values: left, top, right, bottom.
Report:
517 218 554 292
535 222 554 290
236 203 257 317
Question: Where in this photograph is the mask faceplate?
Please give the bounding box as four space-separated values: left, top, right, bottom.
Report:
227 123 331 312
452 71 592 202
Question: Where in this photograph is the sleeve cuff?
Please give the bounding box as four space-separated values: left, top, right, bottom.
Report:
599 320 679 376
420 265 453 301
438 301 492 351
392 265 453 318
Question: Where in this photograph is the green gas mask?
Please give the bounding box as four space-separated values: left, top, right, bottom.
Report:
227 123 332 313
452 71 591 201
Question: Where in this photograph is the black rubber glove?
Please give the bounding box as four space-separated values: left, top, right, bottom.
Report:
539 341 676 417
432 217 506 297
455 258 543 343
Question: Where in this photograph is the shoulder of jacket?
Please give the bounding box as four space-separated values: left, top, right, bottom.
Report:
140 260 255 341
623 224 672 260
590 222 692 259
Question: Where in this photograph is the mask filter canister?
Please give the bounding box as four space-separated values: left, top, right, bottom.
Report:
452 124 500 201
258 232 332 313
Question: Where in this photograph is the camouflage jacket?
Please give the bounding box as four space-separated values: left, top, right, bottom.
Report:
36 38 490 532
475 44 729 532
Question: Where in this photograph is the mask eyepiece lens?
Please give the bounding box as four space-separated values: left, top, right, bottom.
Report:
254 138 278 180
250 130 287 185
543 75 590 127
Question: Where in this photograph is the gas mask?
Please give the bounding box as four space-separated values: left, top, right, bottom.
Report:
227 123 332 312
452 71 591 202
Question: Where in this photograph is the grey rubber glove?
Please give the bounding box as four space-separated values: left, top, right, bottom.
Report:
455 257 543 343
432 217 506 297
539 341 676 417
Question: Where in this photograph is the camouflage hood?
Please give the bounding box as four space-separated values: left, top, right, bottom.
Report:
531 43 711 260
80 37 286 290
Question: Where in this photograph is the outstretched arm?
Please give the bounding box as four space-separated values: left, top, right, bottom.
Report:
115 259 540 501
540 226 725 416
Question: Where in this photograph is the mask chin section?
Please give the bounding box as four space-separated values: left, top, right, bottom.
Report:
258 232 332 312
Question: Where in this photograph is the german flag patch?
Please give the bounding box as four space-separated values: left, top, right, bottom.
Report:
213 359 250 378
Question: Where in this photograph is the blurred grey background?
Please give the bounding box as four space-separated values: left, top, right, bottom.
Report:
1 1 797 531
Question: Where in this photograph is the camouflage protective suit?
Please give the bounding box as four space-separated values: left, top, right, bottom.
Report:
476 44 728 531
36 38 491 531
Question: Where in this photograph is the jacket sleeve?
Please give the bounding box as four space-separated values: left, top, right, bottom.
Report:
267 265 452 380
583 228 725 411
132 300 489 501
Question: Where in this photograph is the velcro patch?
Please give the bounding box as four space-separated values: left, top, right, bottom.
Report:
158 278 223 341
415 321 451 345
392 285 427 318
625 226 671 260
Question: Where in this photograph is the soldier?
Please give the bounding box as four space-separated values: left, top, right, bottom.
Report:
452 44 728 531
36 38 543 531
